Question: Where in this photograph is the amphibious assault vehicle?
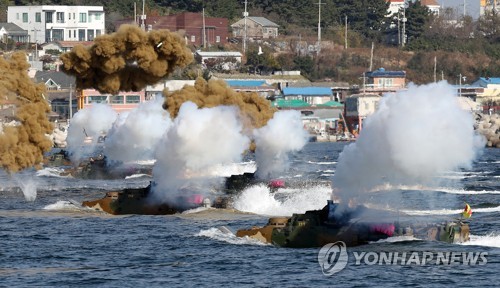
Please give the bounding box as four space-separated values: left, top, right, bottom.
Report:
233 200 470 247
81 182 213 215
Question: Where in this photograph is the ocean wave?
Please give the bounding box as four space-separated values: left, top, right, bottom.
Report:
307 161 337 165
401 205 500 216
233 184 331 216
370 235 420 244
42 200 81 211
35 167 72 178
461 233 500 248
196 227 268 246
124 174 152 179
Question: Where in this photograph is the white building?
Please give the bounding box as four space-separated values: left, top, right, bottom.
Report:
386 0 405 16
7 5 104 44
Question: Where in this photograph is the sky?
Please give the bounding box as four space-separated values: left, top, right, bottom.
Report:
438 0 480 19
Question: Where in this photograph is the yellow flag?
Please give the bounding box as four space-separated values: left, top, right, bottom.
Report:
462 203 472 219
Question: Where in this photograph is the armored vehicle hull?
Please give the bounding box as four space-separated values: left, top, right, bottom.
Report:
235 201 470 247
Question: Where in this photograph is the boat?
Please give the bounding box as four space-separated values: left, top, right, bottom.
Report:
231 200 470 247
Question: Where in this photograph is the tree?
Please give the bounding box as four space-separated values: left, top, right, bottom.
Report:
333 0 389 41
405 0 431 44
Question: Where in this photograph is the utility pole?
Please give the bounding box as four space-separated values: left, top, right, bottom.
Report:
402 5 406 47
140 0 146 30
344 15 348 49
243 0 248 55
202 8 207 49
433 56 437 82
316 0 325 56
369 42 374 71
69 84 72 120
463 0 466 17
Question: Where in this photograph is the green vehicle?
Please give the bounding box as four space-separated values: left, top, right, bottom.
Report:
234 201 470 248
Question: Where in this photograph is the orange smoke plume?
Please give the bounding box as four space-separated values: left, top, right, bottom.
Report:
60 24 193 95
0 52 53 173
163 77 277 131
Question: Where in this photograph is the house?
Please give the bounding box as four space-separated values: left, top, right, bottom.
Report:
231 17 279 40
287 81 350 103
146 80 196 100
0 23 29 43
116 12 228 47
282 87 333 106
386 0 405 16
42 40 93 53
33 70 76 119
364 68 406 92
344 93 382 134
7 5 105 43
195 51 243 71
471 77 500 105
225 80 276 98
421 0 440 15
77 89 146 114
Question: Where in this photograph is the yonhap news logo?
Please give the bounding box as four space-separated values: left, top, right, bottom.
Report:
318 241 488 276
317 241 348 276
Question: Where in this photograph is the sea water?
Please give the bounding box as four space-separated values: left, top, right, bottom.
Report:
0 142 498 287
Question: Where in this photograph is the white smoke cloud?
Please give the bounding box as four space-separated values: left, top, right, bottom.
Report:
253 110 310 178
66 103 117 163
104 97 172 163
332 81 485 206
151 102 250 206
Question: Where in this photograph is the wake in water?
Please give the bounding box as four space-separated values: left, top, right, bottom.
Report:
461 233 500 248
401 205 500 216
196 227 269 246
233 184 331 216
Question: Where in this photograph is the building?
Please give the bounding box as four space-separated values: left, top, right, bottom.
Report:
225 80 277 98
421 0 440 15
386 0 405 16
0 23 29 43
77 89 146 114
7 5 105 44
364 68 406 92
34 70 76 119
480 0 500 16
344 93 382 134
41 40 93 53
195 51 243 71
231 17 279 40
471 77 500 106
116 12 228 47
282 87 333 106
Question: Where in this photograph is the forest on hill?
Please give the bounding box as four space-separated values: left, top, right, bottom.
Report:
2 0 500 84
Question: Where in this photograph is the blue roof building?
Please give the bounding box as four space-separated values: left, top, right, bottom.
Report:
282 87 333 106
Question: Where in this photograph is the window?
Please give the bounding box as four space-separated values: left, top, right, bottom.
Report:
88 96 108 104
22 13 28 23
96 30 102 37
35 12 41 23
16 13 19 20
126 95 140 104
78 29 85 41
52 29 64 41
216 36 220 43
95 13 101 20
73 30 76 38
46 12 53 23
79 13 87 23
111 95 124 104
56 12 64 23
68 13 71 20
191 35 195 42
68 30 71 39
87 29 94 41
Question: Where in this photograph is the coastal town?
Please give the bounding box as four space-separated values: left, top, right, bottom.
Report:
0 1 499 287
0 1 499 148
